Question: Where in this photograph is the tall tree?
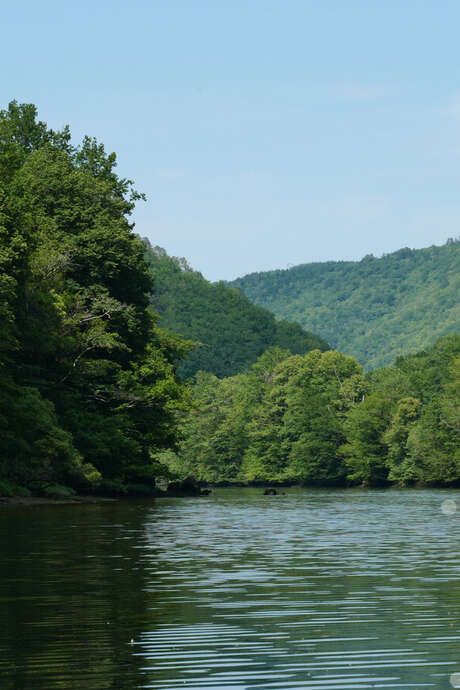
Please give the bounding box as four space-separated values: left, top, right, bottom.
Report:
0 102 190 493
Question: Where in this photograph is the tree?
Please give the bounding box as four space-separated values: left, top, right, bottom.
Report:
243 350 365 484
383 397 421 484
0 102 191 493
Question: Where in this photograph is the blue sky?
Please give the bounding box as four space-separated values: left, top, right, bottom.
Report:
3 1 460 280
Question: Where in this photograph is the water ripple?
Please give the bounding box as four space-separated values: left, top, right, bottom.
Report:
1 488 460 688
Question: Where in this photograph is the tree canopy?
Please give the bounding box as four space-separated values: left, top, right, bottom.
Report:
230 241 460 370
2 101 459 496
143 242 329 378
161 336 460 488
0 101 191 496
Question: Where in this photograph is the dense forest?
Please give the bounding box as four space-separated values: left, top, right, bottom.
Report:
1 101 459 497
143 242 329 378
0 102 191 498
161 335 460 487
229 242 460 370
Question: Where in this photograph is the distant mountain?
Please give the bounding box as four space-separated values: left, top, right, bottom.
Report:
143 241 329 378
229 239 460 370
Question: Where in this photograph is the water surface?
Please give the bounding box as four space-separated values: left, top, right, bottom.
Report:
1 488 460 689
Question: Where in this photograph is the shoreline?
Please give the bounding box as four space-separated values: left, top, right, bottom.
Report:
2 481 459 506
0 495 119 507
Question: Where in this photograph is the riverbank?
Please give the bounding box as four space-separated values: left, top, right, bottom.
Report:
2 479 458 506
0 495 118 507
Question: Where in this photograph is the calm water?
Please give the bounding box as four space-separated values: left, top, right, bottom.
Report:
1 488 460 689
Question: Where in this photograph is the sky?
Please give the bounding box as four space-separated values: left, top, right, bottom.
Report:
2 1 460 280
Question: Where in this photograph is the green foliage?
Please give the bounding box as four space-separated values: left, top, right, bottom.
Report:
143 242 329 378
41 484 77 499
440 355 460 434
2 101 458 494
343 335 460 485
173 335 460 487
280 351 364 483
383 397 421 482
0 376 87 488
175 348 365 484
230 241 460 370
176 371 250 481
0 102 190 494
0 480 31 497
342 390 395 484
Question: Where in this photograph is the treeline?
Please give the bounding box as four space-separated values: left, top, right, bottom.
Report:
0 102 191 497
230 241 460 370
144 243 329 378
162 335 460 486
2 101 459 497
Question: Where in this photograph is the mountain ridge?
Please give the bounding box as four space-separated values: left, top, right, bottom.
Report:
229 239 460 369
143 241 329 378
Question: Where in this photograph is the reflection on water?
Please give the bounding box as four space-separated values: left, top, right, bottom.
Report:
1 488 460 688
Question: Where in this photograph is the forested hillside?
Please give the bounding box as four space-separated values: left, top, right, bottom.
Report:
144 242 329 378
161 335 460 487
230 241 460 369
2 100 458 498
0 102 191 497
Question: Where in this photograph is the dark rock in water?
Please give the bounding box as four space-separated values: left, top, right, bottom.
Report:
166 476 201 496
264 488 278 495
166 476 210 497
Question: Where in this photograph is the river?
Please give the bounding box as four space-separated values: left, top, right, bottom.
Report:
1 488 460 689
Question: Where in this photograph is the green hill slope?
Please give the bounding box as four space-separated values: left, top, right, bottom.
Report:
229 240 460 370
143 241 329 378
